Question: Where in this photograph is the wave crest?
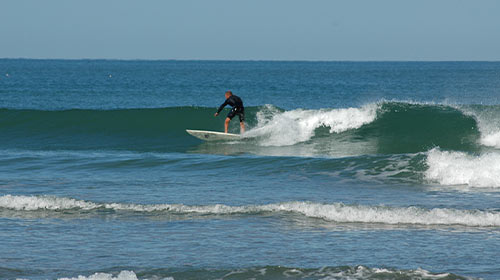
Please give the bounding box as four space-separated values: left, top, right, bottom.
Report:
1 195 499 227
245 104 378 146
459 105 500 149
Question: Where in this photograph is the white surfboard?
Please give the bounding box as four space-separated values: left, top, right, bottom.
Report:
186 129 241 141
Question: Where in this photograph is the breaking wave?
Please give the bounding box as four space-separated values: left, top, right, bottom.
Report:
246 102 483 154
52 266 476 280
245 104 378 146
425 148 500 188
1 195 499 227
459 105 500 149
1 101 498 154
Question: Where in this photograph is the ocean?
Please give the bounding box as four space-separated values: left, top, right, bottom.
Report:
0 59 499 280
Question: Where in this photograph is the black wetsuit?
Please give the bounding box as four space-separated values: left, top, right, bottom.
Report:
216 95 245 122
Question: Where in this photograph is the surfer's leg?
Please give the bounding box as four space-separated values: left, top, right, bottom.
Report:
238 111 245 134
225 109 237 134
240 121 245 134
224 117 230 133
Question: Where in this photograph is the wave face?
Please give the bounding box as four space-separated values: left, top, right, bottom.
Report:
0 106 228 152
54 266 475 280
0 101 495 155
1 195 499 227
357 102 481 154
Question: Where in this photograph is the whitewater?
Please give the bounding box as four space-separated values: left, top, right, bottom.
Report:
2 195 500 227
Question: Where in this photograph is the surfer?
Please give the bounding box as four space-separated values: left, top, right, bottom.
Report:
214 91 245 134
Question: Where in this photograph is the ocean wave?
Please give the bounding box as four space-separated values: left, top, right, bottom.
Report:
245 104 378 146
53 266 475 280
425 148 500 188
0 101 498 155
1 195 499 227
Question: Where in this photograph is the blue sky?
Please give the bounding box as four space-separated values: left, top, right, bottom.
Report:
1 0 499 60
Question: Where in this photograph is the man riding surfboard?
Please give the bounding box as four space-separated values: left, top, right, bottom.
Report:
214 91 245 134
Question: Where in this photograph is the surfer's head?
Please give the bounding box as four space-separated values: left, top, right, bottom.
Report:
225 90 233 99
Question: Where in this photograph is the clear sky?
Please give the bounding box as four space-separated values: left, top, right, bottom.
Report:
1 0 499 60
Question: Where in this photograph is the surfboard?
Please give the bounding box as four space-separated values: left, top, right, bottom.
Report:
186 129 241 141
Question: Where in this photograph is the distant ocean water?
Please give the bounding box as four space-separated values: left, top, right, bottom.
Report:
0 59 500 280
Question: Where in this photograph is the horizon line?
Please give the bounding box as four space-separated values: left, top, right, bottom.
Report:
1 57 500 63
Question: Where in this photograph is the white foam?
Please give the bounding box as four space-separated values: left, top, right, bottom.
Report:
426 148 500 188
320 266 457 280
0 195 251 213
2 195 499 227
245 104 378 146
270 201 500 227
481 130 500 148
456 105 500 149
58 271 143 280
0 195 100 211
43 267 471 280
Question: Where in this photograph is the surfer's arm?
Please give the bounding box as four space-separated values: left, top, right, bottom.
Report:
216 100 229 114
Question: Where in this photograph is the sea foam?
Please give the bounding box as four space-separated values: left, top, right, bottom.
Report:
53 266 472 280
481 131 500 148
425 148 500 188
1 195 499 227
246 104 378 146
58 271 145 280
